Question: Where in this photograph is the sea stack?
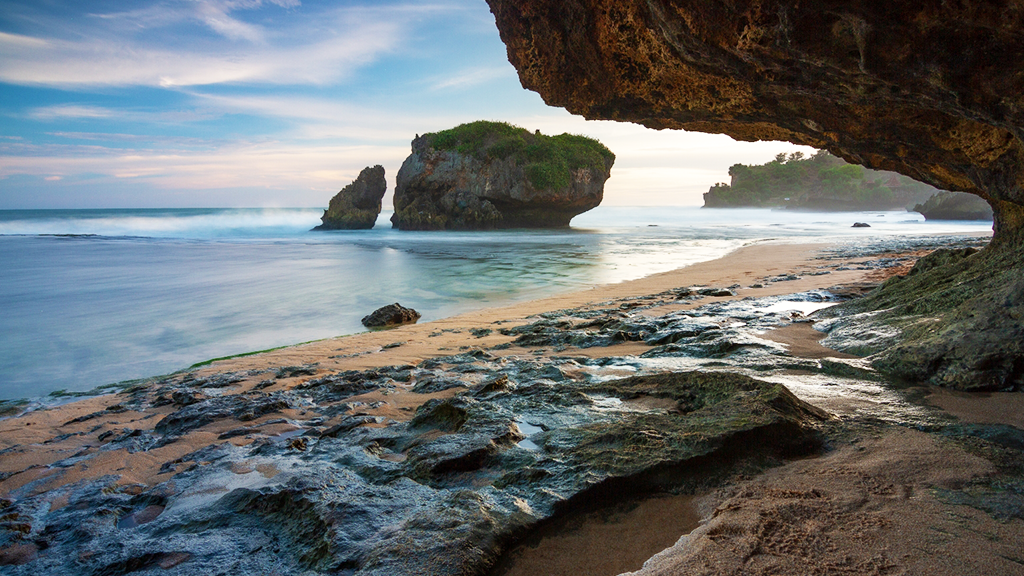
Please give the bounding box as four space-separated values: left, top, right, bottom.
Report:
914 191 994 221
390 121 614 230
313 165 386 230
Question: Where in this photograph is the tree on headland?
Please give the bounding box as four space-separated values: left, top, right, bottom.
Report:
703 150 940 210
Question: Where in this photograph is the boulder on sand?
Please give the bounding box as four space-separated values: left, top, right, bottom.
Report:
361 303 421 328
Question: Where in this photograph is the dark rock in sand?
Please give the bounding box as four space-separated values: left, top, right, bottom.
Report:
852 222 870 228
914 191 994 221
313 165 386 230
390 121 614 230
485 0 1024 390
361 303 421 328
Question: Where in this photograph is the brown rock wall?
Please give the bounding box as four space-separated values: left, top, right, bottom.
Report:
487 0 1024 234
486 0 1024 389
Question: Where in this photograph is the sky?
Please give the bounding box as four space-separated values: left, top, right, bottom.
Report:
0 0 814 209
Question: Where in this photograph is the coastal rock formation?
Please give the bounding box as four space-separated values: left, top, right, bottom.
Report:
486 0 1024 390
390 121 614 230
313 165 386 230
914 191 995 221
0 363 827 576
5 252 1020 575
361 303 421 328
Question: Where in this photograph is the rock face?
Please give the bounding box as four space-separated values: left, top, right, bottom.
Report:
361 303 421 328
390 121 614 230
313 165 386 230
914 191 995 221
486 0 1024 390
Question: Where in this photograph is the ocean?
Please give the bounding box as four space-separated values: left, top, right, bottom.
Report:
0 206 993 400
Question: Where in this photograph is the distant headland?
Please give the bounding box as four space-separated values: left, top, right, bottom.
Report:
703 151 941 211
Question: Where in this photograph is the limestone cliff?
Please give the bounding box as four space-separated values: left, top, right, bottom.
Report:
391 121 614 230
486 0 1024 390
313 165 385 230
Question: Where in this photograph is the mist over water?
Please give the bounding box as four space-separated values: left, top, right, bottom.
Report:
0 206 992 400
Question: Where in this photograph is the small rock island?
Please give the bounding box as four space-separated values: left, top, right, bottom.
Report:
313 165 386 230
913 191 994 221
391 121 615 230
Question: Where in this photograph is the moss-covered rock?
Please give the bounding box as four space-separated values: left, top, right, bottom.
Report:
391 121 614 230
819 242 1024 391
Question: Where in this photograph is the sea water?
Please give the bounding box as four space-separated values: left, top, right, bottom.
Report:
0 206 992 400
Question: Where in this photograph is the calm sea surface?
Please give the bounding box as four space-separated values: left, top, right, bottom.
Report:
0 206 992 400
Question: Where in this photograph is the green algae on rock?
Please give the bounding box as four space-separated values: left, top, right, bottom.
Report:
0 363 826 576
391 121 614 230
818 245 1024 391
314 165 386 230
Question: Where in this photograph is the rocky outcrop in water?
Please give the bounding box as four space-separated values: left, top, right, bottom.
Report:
486 0 1024 390
390 121 614 230
313 165 386 230
914 191 994 221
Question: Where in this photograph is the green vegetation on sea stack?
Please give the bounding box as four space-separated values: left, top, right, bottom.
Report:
423 120 615 190
704 151 939 210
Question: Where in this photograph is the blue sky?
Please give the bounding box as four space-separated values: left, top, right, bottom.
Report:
0 0 812 209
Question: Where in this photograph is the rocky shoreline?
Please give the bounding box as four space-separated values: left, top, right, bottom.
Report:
2 235 1022 576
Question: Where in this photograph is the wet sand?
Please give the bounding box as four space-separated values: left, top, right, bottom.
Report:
2 236 1021 575
1 241 863 495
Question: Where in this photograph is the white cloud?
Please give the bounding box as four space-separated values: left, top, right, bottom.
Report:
29 105 115 120
89 0 301 42
430 66 513 90
184 91 457 142
195 2 267 43
0 25 400 87
0 31 48 48
0 138 410 206
0 3 413 87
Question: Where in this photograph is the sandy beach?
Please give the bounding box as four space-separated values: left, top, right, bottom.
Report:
2 236 1021 575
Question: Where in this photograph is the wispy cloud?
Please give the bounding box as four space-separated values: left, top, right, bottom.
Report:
0 138 410 201
0 2 437 87
90 0 302 43
195 2 267 43
183 92 452 141
0 26 400 87
430 66 512 90
28 105 115 120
